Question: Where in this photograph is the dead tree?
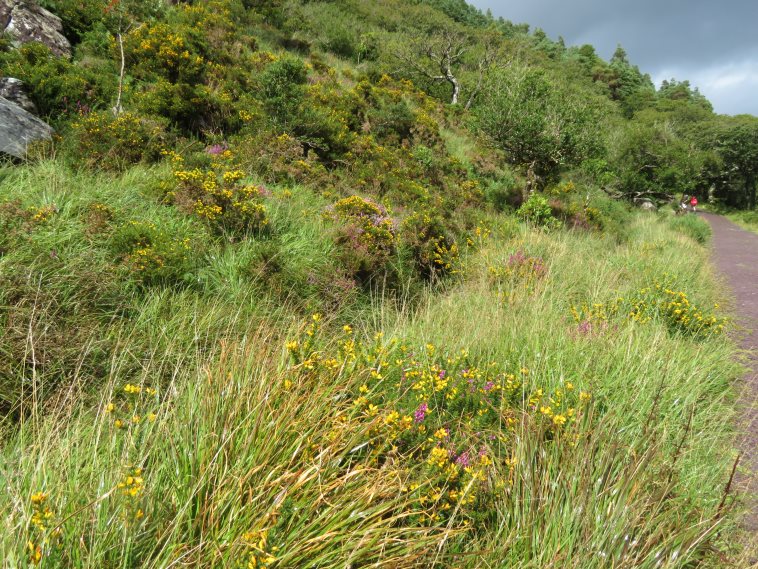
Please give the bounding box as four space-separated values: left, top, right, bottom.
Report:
394 30 469 106
394 29 506 109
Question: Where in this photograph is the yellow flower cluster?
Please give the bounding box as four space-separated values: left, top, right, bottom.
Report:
28 205 57 224
169 150 269 235
571 279 726 337
283 318 594 529
108 383 159 430
27 492 61 565
241 529 278 568
117 467 146 521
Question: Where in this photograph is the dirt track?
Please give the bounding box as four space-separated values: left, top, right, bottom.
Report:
701 212 757 534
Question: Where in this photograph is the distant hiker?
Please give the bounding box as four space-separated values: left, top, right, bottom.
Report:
678 194 690 215
689 195 698 212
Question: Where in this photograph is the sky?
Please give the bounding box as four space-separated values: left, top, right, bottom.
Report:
469 0 758 116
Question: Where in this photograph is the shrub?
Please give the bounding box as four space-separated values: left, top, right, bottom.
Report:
65 111 169 171
109 219 202 288
517 193 560 229
327 195 397 284
400 212 460 279
0 42 116 118
259 55 308 127
166 150 270 238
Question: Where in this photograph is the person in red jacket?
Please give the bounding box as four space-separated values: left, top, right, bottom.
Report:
689 195 698 212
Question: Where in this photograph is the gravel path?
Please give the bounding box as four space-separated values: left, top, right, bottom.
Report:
700 212 757 534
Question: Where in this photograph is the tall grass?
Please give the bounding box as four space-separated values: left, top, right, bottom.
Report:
0 165 751 566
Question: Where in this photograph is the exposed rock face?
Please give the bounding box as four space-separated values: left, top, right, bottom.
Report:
0 95 53 159
0 78 37 114
0 0 71 58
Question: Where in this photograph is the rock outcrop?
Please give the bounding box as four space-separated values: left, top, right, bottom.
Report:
0 95 53 159
0 0 71 58
0 78 37 114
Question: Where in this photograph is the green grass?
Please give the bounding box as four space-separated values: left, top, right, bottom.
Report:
668 212 712 244
726 209 758 235
0 162 752 567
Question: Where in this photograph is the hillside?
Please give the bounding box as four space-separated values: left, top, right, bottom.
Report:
0 0 755 567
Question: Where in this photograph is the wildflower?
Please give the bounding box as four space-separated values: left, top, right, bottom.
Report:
30 492 47 505
455 451 471 468
553 414 567 426
105 402 115 413
28 541 42 565
433 427 449 440
579 391 592 403
427 447 448 468
414 403 428 423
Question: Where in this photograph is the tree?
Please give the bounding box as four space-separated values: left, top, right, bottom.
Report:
614 116 707 201
475 64 605 191
392 25 504 108
700 116 758 208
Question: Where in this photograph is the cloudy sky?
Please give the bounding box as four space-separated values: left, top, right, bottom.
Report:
469 0 758 116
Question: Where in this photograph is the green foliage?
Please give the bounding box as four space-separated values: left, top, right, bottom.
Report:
400 211 460 278
476 65 606 184
0 42 116 118
615 117 706 199
517 192 559 228
64 111 169 171
110 219 201 288
699 115 758 209
165 150 270 237
328 195 397 284
259 55 309 127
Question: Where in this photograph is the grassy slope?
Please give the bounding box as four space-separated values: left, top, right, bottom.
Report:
0 163 748 567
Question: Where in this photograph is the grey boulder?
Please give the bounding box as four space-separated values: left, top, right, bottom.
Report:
0 0 71 58
0 78 37 114
0 95 53 159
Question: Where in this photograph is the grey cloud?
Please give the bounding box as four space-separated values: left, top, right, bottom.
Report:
470 0 758 115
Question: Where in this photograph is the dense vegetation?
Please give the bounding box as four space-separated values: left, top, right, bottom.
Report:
1 0 756 566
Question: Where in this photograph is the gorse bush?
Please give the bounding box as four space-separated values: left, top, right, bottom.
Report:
0 42 116 118
165 149 270 237
110 219 201 288
327 195 397 284
65 111 169 171
400 212 461 279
